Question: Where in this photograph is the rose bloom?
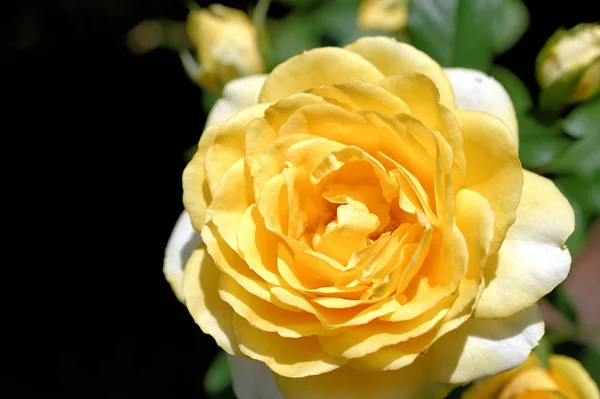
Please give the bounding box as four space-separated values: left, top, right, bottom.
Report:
164 37 574 398
183 4 264 94
358 0 408 33
462 352 599 399
537 23 600 104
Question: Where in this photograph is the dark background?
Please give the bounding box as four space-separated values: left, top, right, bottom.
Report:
3 1 597 398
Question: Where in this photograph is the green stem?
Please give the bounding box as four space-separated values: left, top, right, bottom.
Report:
546 324 600 347
252 0 274 71
252 0 272 29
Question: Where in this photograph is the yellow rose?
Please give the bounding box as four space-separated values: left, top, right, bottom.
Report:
537 23 600 104
358 0 408 33
165 37 574 398
183 4 264 94
462 353 600 399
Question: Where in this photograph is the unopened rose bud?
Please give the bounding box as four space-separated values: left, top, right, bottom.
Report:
185 4 265 94
537 23 600 109
357 0 408 33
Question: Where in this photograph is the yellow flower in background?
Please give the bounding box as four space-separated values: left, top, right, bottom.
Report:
184 4 264 94
166 36 574 399
462 352 600 399
358 0 408 33
537 23 600 103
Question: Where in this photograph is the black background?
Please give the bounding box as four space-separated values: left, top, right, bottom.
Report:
3 1 597 398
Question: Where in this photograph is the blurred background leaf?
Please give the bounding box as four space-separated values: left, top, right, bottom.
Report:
548 133 600 177
268 0 365 67
492 0 529 54
273 0 320 7
580 344 600 385
407 0 501 72
267 10 321 66
562 97 600 138
204 351 233 398
547 286 579 325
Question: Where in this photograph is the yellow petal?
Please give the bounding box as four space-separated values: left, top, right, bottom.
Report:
245 117 277 177
444 68 519 144
432 189 494 339
258 47 385 103
207 158 253 250
314 203 380 264
318 295 452 359
475 171 574 318
264 93 326 132
218 273 330 338
498 368 559 399
183 120 223 230
274 355 443 399
204 103 269 195
456 109 523 255
307 79 410 115
236 205 281 285
462 354 541 399
548 355 600 399
232 314 346 378
430 304 544 384
202 221 273 303
345 36 455 110
378 72 466 188
183 244 240 355
310 145 398 202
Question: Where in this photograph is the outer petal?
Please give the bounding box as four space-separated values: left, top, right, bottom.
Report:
258 47 385 103
430 304 544 384
228 355 284 399
182 121 223 230
163 210 202 302
206 74 268 126
475 171 574 318
548 355 600 399
345 36 456 110
456 109 523 255
274 356 450 399
183 244 240 355
461 355 541 399
444 68 519 144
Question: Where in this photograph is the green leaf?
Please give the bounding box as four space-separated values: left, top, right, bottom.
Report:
211 386 237 399
183 144 198 163
492 0 529 54
202 90 219 113
564 195 590 258
562 97 600 138
444 385 468 399
518 135 571 170
535 336 552 368
407 0 501 72
580 344 600 385
546 286 579 324
553 173 599 258
273 0 320 7
267 11 321 66
312 0 364 47
491 65 533 113
547 133 600 177
204 351 233 397
554 173 600 219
